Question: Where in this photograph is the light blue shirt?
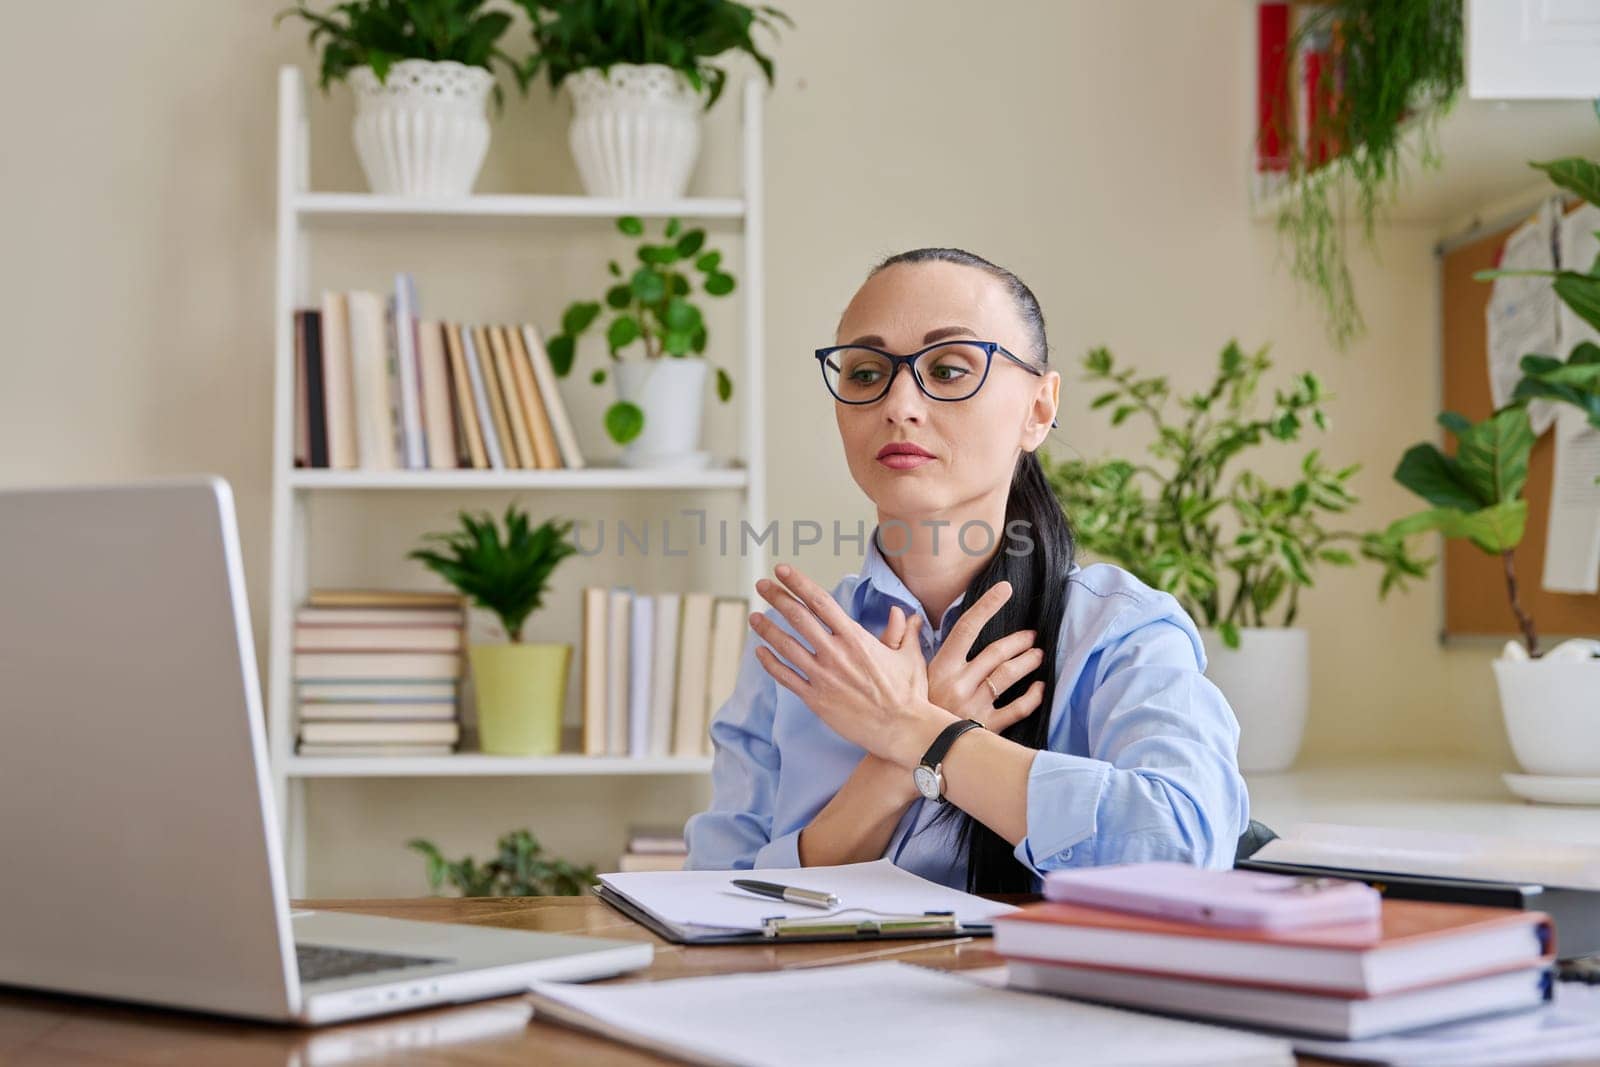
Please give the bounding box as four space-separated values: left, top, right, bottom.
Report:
683 528 1250 889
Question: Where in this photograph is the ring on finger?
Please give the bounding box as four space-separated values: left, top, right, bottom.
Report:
983 676 1000 701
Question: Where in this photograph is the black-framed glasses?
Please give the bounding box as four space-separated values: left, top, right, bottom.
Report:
814 340 1058 427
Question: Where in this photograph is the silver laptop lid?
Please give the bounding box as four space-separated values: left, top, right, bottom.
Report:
0 477 300 1018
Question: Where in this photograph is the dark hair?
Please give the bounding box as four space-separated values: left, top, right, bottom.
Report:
867 247 1074 894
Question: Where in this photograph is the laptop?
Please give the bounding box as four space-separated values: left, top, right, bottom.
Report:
0 477 652 1024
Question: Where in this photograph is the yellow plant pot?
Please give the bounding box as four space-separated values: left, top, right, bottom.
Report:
468 642 571 756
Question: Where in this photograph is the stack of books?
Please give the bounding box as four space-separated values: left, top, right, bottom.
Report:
993 896 1557 1041
292 274 585 472
580 588 748 759
294 589 466 757
617 826 689 873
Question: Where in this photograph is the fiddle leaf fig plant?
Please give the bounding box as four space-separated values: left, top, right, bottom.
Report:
276 0 523 105
546 215 738 446
1042 342 1430 648
1390 406 1537 653
409 829 596 897
408 504 577 642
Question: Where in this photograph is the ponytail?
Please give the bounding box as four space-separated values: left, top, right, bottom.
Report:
867 247 1074 894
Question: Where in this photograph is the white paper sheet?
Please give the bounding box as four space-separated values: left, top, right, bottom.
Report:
1488 200 1561 436
1559 203 1600 351
1293 980 1600 1067
1251 822 1600 891
597 857 1016 931
525 960 1294 1067
1542 404 1600 594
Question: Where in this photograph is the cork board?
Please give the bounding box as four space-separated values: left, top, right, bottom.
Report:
1439 215 1600 639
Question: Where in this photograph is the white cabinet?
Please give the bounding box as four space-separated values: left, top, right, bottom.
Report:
1470 0 1600 98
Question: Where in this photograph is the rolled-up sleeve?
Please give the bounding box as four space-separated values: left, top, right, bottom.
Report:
683 625 794 870
1013 611 1249 875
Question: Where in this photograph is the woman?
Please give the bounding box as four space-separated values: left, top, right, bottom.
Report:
684 248 1248 893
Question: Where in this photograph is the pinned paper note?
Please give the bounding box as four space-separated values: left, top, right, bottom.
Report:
1488 200 1561 436
1543 405 1600 594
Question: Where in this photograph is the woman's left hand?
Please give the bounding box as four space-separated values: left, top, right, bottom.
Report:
749 563 955 768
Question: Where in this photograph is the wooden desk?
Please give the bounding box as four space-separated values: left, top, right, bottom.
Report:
0 896 1339 1066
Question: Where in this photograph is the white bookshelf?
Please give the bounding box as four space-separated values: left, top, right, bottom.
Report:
266 66 767 895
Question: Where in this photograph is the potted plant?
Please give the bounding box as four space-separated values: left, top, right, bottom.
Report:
544 215 738 468
514 0 792 200
277 0 522 197
409 504 578 755
409 828 596 895
1264 0 1465 348
1389 142 1600 781
1042 342 1429 773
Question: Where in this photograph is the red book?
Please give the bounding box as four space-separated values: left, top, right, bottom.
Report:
992 898 1553 997
1256 2 1290 174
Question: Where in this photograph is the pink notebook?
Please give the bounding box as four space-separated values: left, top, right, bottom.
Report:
1042 862 1380 930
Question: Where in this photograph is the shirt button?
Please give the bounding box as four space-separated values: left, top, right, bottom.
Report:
1060 847 1073 861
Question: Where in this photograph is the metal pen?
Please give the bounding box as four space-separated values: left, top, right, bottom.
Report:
730 878 840 909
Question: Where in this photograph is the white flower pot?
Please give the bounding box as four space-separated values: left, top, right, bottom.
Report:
1493 658 1600 776
348 59 494 197
614 358 709 469
1199 627 1309 774
564 63 704 200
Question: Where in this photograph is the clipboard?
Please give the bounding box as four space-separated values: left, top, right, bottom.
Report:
592 883 995 945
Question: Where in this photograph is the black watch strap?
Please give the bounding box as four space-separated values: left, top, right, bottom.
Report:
919 718 984 770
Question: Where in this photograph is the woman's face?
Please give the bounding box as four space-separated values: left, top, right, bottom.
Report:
831 261 1059 523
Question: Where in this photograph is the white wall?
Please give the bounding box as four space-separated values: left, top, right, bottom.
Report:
0 1 1505 897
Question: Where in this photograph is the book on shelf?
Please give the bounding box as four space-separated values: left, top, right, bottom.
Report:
299 720 460 746
296 743 456 758
617 824 688 873
319 291 358 468
290 277 586 473
292 589 465 758
579 587 746 763
605 587 632 756
671 592 714 758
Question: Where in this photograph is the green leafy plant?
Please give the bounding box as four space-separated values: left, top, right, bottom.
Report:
514 0 792 109
546 215 738 445
409 829 596 896
1267 0 1465 348
276 0 523 106
1390 406 1538 653
1041 342 1429 648
1388 132 1600 658
408 503 577 642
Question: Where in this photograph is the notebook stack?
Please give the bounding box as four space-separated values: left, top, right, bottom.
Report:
618 826 689 873
294 589 466 757
579 588 748 759
993 894 1557 1041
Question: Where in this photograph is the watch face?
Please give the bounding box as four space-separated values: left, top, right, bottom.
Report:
912 764 940 800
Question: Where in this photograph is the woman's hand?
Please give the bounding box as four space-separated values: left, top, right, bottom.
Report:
749 563 954 769
926 581 1048 734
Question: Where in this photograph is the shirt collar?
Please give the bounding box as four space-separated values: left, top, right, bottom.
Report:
850 525 967 641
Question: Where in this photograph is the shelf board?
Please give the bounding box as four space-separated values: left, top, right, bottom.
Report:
283 754 713 778
288 467 748 491
292 192 745 223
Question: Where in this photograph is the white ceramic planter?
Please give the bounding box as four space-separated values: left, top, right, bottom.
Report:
564 63 704 200
1199 627 1309 774
614 358 709 469
1493 658 1600 776
348 59 494 197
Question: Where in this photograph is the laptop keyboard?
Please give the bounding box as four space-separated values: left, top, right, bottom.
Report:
296 942 449 983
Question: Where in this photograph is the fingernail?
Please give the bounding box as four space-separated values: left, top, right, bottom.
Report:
776 564 792 577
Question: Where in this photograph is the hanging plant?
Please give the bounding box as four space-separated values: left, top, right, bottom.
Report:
1267 0 1464 348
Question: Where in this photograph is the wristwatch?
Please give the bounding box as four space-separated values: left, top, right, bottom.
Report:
912 719 985 803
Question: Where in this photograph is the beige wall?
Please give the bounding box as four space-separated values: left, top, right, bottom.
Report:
0 1 1507 896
